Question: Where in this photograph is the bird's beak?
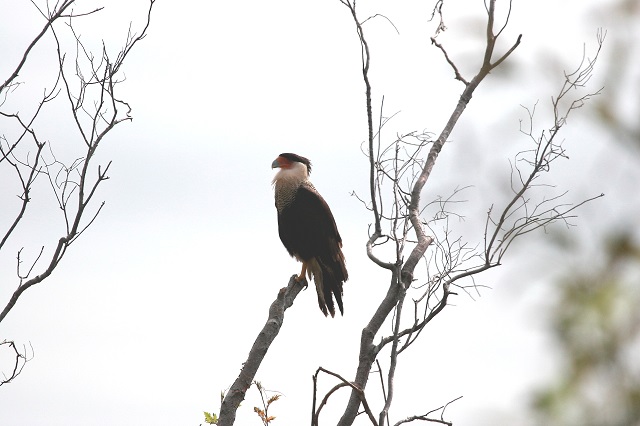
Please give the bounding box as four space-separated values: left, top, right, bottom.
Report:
271 158 281 169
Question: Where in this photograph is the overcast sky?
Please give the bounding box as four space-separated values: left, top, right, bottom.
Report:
1 0 638 425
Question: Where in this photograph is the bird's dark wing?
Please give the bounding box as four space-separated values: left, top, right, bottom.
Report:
277 183 342 262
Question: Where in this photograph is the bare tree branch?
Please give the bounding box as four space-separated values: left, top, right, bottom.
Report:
0 0 76 93
339 0 380 237
0 340 34 386
0 0 156 334
336 2 522 424
312 366 379 426
218 276 305 426
392 396 462 426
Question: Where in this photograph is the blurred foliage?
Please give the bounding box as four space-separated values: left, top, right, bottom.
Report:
592 0 640 151
531 3 640 425
533 234 640 426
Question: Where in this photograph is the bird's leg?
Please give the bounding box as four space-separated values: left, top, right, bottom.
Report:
296 262 308 283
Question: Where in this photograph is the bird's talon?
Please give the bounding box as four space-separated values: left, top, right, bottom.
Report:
295 275 308 289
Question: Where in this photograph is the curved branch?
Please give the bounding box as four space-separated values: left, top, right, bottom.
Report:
314 367 378 426
0 340 33 386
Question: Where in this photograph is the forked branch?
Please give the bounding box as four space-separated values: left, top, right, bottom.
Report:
335 2 522 425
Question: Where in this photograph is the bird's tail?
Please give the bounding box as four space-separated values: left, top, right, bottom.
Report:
308 251 348 317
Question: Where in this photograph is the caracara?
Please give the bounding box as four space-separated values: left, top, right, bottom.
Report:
271 153 348 317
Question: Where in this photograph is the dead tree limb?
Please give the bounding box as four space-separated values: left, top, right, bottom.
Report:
0 0 155 325
218 276 305 426
336 1 521 424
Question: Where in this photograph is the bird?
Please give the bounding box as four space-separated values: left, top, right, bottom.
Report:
271 153 348 317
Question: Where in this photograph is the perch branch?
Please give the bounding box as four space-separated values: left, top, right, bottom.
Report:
218 276 305 426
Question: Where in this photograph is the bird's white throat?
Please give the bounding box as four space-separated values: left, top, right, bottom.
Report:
273 162 310 212
272 161 308 186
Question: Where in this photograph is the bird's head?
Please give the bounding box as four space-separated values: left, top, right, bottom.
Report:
272 153 311 184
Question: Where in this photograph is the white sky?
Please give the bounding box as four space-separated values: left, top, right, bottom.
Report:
1 0 638 425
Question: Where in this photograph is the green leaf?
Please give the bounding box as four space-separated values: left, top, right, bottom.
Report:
203 411 218 424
